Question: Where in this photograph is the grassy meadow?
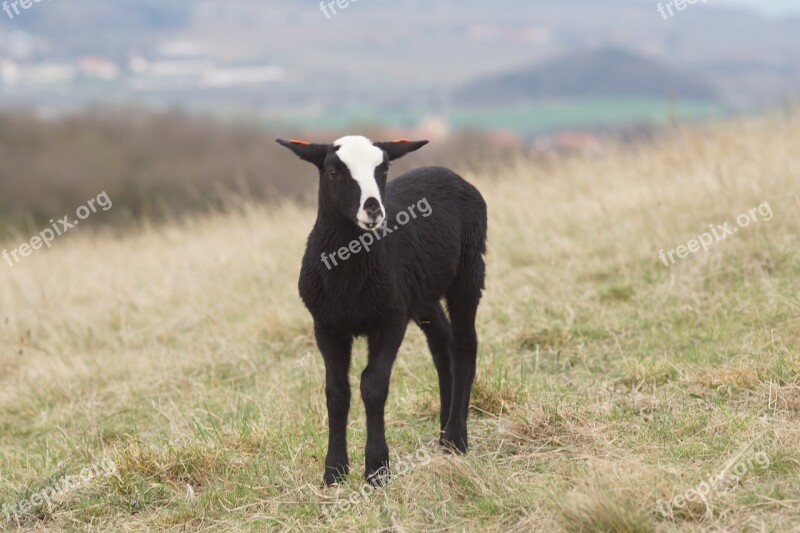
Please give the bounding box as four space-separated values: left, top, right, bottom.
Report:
1 115 799 531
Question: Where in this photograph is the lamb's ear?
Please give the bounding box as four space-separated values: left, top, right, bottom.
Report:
276 139 330 168
374 139 429 161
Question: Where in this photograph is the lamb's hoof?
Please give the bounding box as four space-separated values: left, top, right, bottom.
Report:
440 432 468 454
365 465 391 487
322 463 349 486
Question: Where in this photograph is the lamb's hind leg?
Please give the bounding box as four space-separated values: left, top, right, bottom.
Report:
415 303 453 441
443 271 483 453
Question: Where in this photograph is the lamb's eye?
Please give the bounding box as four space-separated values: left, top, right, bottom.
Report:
328 169 339 180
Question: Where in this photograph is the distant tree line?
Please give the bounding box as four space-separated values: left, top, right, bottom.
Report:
0 108 523 236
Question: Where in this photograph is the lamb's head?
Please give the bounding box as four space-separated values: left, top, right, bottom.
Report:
276 135 428 231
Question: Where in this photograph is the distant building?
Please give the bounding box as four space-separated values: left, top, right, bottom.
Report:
127 40 285 91
535 131 604 155
0 59 20 86
414 116 450 141
78 57 120 81
30 63 76 85
202 65 286 88
156 40 209 60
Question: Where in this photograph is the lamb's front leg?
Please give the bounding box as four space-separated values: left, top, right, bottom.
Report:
315 324 353 486
361 317 407 486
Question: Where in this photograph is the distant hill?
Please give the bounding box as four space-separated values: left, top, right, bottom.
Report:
454 48 718 106
3 0 799 115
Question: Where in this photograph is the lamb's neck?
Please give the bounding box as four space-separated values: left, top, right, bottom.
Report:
310 214 384 276
314 214 361 250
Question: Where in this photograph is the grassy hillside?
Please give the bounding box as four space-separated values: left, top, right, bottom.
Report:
1 116 799 531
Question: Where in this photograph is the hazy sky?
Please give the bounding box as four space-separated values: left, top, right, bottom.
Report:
696 0 800 15
639 0 800 15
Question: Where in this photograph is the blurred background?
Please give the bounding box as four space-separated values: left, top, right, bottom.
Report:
1 0 799 233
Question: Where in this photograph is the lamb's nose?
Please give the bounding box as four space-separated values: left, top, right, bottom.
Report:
364 197 382 218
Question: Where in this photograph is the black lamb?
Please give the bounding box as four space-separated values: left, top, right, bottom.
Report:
276 135 487 486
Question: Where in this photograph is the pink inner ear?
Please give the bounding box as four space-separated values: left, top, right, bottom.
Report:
391 138 411 143
289 139 311 145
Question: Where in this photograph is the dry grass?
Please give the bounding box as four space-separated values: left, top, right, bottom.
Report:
1 115 799 531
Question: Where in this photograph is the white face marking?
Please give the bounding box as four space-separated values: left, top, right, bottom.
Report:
333 135 386 231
